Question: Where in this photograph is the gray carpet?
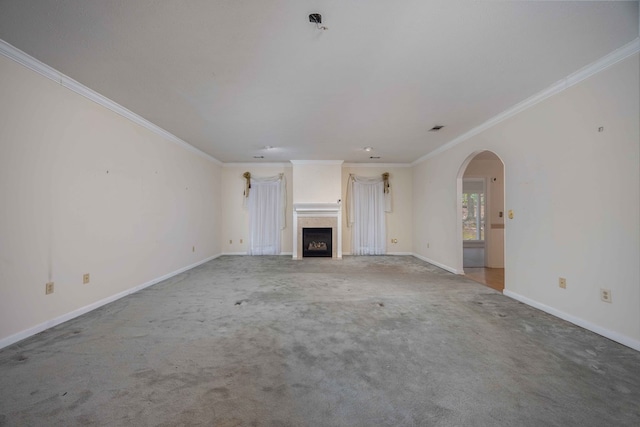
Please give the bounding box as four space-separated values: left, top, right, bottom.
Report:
1 256 639 426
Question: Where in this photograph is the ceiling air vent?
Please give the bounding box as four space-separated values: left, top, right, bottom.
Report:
429 125 444 132
309 13 328 30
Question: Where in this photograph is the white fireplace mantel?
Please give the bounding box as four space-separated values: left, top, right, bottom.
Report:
293 203 342 259
294 203 341 214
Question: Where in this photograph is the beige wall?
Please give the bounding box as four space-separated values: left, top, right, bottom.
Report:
0 55 222 344
342 166 413 254
222 164 412 256
221 164 293 254
413 53 640 345
292 161 342 204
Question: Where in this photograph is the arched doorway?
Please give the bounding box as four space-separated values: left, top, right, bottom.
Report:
457 151 505 292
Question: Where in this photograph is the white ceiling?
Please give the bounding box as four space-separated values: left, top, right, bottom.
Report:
0 1 638 163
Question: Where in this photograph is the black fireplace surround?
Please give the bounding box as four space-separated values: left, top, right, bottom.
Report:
302 227 332 257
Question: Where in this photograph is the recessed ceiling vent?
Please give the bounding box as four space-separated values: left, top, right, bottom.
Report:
309 13 328 30
429 125 444 132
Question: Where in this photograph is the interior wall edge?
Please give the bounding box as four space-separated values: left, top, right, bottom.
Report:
504 290 640 352
0 254 223 351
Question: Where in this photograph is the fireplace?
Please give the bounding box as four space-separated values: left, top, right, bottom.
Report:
293 203 341 259
302 228 332 257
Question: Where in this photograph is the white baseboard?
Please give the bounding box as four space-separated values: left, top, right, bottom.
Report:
338 252 413 256
411 253 463 274
342 252 459 272
0 254 222 350
503 290 640 352
220 252 292 256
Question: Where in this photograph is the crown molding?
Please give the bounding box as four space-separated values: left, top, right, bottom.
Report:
3 34 636 169
226 161 411 168
0 38 221 165
343 162 412 168
290 160 344 165
222 162 292 168
412 37 640 166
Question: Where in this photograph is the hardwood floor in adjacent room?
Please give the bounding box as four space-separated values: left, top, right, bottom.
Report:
464 267 505 292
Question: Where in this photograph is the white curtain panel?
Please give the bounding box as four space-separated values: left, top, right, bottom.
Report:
349 176 386 255
248 174 286 255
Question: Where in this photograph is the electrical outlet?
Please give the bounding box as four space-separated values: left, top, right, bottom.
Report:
229 239 232 244
391 238 398 244
240 239 243 244
600 288 612 303
83 273 90 284
559 277 566 289
45 282 54 295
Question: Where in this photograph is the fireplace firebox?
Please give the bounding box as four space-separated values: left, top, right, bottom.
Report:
302 228 332 257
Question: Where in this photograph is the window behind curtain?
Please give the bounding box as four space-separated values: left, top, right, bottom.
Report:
248 177 284 255
351 179 386 255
